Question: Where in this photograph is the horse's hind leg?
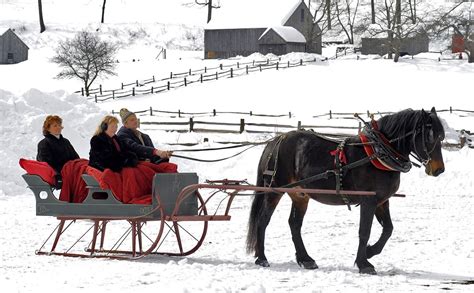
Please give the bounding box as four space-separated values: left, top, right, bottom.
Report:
255 192 283 267
288 192 318 269
355 196 378 274
366 200 393 259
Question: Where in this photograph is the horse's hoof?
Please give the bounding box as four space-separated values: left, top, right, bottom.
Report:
297 260 319 270
359 267 377 275
255 258 270 267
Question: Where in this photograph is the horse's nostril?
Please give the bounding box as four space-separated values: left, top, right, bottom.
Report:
433 167 445 176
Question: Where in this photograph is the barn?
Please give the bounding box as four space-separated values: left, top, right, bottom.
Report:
361 32 429 56
204 0 322 59
0 28 29 64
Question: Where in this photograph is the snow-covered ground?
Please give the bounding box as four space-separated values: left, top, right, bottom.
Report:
1 0 474 292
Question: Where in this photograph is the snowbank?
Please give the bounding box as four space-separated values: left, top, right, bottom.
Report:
0 89 106 196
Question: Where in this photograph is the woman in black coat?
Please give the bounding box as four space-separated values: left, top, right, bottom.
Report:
89 115 138 172
37 115 79 186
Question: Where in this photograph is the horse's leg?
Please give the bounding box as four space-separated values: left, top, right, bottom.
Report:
255 192 283 267
355 196 378 274
366 200 393 259
288 192 318 269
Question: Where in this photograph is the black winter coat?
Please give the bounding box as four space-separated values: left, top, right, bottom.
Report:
88 133 138 172
37 134 79 174
117 126 166 163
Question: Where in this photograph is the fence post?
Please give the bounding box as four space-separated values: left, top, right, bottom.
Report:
237 62 239 68
300 59 303 65
132 88 135 96
367 110 370 117
276 62 279 70
230 68 233 78
112 90 115 99
95 95 97 103
259 64 262 72
189 69 192 75
81 88 84 96
150 106 153 116
99 84 102 95
240 119 245 133
220 64 223 70
213 109 216 116
153 75 155 82
216 72 218 80
136 80 138 86
289 112 291 118
170 72 173 79
329 110 332 119
121 82 124 90
189 118 194 132
151 86 154 94
205 66 207 73
250 111 253 116
297 121 302 130
184 77 187 86
167 81 170 90
112 110 115 115
450 106 452 114
288 61 290 68
200 74 203 83
246 65 249 74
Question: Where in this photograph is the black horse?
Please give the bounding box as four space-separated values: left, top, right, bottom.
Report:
246 108 445 274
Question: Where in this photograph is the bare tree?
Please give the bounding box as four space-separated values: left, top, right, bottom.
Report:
427 2 474 63
408 0 417 24
195 0 221 23
371 0 375 24
38 0 46 33
326 0 332 29
52 31 118 96
101 0 107 23
335 0 360 44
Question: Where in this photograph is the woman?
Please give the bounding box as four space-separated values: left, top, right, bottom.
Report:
89 115 138 172
37 115 80 187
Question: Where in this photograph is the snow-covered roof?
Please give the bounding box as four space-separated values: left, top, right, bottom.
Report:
259 26 306 43
206 0 304 29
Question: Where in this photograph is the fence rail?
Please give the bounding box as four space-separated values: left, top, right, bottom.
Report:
79 57 321 102
129 108 473 135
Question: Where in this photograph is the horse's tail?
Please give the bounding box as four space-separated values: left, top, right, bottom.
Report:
246 170 265 255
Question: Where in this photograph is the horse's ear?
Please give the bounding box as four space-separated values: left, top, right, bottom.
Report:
431 107 437 114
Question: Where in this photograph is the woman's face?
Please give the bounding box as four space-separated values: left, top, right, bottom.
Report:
105 122 118 137
48 122 63 136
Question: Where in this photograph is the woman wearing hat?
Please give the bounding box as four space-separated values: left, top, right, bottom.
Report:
117 108 177 172
37 115 80 187
88 115 138 172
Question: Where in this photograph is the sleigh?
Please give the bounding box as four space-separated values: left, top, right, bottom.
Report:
22 171 404 260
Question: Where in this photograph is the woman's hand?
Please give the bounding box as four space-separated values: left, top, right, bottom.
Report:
154 149 173 159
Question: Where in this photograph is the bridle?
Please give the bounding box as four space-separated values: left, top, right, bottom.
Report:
410 117 442 167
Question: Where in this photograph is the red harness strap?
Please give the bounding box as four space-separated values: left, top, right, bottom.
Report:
359 120 398 172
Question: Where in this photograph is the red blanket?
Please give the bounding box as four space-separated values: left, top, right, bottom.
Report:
59 159 89 203
86 162 178 204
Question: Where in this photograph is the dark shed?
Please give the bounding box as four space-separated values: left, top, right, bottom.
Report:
0 28 29 64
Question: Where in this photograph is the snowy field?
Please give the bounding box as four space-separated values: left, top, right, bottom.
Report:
1 0 474 292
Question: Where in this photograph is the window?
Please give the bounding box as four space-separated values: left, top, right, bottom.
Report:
7 53 13 60
301 9 305 22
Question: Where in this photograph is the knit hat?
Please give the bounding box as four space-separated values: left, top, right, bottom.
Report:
119 108 135 124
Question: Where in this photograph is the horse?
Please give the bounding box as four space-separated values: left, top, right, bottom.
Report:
246 108 445 274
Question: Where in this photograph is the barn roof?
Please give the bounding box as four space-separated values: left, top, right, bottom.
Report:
206 0 304 29
0 27 12 36
259 26 306 43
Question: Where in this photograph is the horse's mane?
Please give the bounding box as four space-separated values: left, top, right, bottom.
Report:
377 109 423 154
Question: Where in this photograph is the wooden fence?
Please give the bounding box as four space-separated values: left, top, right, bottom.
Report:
114 108 473 135
79 57 321 102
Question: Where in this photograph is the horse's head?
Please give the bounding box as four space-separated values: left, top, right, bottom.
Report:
413 107 445 177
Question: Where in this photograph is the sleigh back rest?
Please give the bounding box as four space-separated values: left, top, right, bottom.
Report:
152 173 198 216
